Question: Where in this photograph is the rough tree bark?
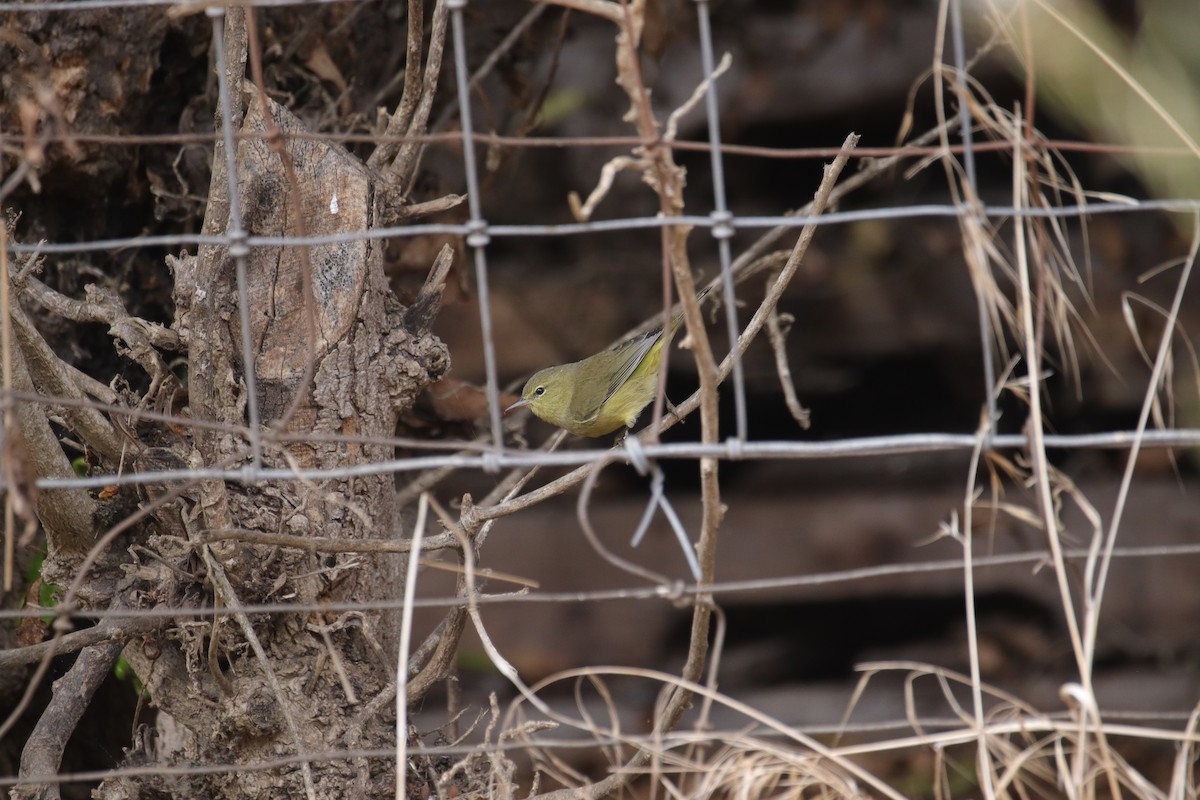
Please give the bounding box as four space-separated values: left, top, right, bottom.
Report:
90 86 449 796
3 0 464 792
5 43 452 800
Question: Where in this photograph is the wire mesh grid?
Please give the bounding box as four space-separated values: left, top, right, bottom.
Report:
2 0 1200 797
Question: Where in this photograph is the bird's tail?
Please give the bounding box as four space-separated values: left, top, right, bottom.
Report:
666 278 721 337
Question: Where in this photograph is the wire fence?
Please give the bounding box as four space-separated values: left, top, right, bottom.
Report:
3 0 1200 797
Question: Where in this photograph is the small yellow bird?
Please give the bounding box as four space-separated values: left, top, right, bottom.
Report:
506 285 714 437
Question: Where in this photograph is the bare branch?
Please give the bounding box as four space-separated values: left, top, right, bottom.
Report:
764 285 811 430
14 640 124 798
6 313 97 553
370 0 450 190
0 611 162 671
367 0 424 169
9 295 128 465
198 527 463 554
21 275 183 351
402 244 454 334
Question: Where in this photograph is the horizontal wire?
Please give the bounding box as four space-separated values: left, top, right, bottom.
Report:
4 126 1196 162
3 542 1198 621
16 429 1200 491
7 199 1200 256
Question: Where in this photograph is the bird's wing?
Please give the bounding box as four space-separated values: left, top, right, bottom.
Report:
561 332 658 426
603 331 661 402
573 290 710 425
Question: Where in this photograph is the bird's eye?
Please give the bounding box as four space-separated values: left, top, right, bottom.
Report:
533 386 546 397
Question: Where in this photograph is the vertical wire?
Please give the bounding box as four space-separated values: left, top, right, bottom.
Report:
0 226 12 591
950 0 998 432
695 0 747 443
209 7 263 474
951 0 978 193
447 0 504 454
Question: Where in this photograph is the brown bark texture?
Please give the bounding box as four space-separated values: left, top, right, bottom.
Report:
2 7 452 797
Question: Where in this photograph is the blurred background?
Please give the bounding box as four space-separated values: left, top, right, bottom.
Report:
409 0 1200 790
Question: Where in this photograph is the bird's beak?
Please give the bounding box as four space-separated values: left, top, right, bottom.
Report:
505 397 531 414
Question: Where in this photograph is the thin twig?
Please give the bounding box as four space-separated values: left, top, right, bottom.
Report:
393 0 451 193
0 607 163 671
368 0 425 170
199 527 458 554
763 296 811 430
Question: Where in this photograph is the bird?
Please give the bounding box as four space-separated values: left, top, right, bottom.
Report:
506 284 714 437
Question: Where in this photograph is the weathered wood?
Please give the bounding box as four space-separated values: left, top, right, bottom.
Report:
119 88 449 799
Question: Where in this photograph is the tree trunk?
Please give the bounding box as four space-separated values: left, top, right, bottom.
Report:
103 88 448 798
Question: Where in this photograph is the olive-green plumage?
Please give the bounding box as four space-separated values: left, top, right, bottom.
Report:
507 286 712 437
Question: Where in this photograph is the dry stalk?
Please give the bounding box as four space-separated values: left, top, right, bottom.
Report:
517 136 858 800
1006 108 1126 800
515 665 907 800
464 35 731 781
